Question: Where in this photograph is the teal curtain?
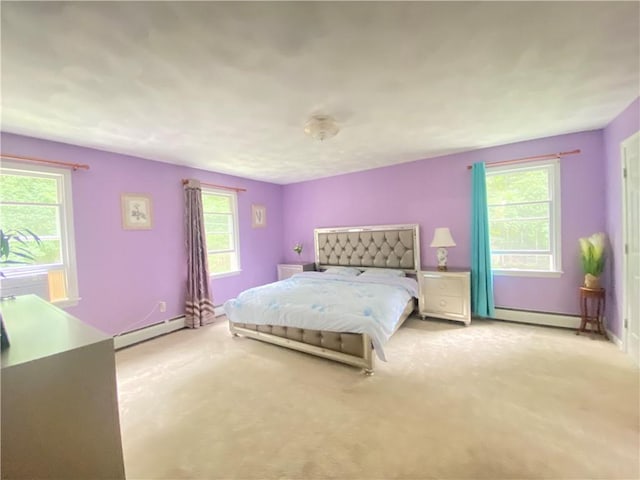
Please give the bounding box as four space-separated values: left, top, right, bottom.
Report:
471 163 495 317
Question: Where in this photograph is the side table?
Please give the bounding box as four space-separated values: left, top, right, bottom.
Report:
577 287 607 338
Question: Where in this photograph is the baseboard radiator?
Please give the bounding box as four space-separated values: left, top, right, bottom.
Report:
493 308 581 329
114 316 186 350
114 306 224 350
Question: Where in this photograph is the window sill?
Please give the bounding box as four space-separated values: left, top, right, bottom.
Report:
210 270 242 280
493 269 563 278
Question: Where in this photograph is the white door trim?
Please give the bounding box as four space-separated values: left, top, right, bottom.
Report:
621 130 640 364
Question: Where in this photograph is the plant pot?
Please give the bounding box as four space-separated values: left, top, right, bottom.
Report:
584 273 601 289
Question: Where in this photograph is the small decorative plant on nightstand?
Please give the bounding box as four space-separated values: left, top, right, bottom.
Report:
579 232 606 289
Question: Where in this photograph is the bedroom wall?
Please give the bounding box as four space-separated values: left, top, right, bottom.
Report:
0 132 284 335
282 130 606 316
603 97 640 339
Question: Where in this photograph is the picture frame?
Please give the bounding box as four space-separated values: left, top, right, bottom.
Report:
121 193 153 230
251 204 267 228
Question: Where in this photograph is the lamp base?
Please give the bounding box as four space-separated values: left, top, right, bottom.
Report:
436 247 448 271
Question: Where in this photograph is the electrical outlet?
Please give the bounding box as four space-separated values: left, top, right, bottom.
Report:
159 301 167 313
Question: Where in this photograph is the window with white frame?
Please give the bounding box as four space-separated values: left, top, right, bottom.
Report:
486 159 561 275
0 161 79 305
201 188 240 276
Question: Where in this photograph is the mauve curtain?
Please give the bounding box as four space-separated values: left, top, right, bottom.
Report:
471 163 495 317
184 179 215 327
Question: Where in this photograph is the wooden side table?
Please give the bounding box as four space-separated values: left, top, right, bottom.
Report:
577 287 607 338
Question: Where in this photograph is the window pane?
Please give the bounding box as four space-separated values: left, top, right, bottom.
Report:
208 252 236 274
201 189 239 275
492 254 552 271
490 218 550 251
486 169 549 204
489 202 550 251
203 193 231 213
0 173 58 204
204 213 231 233
206 233 232 251
3 238 62 266
489 202 548 221
0 204 59 236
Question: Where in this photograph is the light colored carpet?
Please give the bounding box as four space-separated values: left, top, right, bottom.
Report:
116 317 639 480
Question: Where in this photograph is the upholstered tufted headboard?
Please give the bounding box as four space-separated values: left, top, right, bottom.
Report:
314 224 420 273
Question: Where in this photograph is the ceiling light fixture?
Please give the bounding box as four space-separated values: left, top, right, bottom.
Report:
304 114 340 141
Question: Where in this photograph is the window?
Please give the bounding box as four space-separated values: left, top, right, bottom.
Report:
0 161 79 305
486 159 561 276
202 188 240 276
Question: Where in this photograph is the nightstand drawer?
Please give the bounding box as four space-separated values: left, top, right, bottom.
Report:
424 294 464 315
422 276 464 297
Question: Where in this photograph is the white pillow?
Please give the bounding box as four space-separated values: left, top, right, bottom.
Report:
360 268 406 277
323 266 361 276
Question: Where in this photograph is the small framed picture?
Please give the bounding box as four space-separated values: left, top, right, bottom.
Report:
252 204 266 228
121 193 153 230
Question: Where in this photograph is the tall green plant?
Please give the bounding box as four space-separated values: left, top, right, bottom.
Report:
579 232 606 276
0 229 42 265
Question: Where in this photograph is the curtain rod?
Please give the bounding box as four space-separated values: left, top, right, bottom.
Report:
181 179 246 192
1 153 90 171
466 149 581 170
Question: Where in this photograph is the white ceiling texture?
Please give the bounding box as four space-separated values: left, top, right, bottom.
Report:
1 2 639 184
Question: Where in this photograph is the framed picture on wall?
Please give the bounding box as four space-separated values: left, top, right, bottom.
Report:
252 204 266 228
121 193 153 230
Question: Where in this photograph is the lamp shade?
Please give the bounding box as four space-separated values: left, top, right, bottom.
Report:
430 227 456 247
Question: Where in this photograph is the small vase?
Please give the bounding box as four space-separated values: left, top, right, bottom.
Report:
584 273 601 289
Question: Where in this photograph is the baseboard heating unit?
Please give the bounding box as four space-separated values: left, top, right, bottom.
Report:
493 308 581 329
114 316 186 350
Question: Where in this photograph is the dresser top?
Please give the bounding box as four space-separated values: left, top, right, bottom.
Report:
1 295 111 369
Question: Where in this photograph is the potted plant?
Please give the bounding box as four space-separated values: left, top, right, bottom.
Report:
0 228 42 271
579 232 606 289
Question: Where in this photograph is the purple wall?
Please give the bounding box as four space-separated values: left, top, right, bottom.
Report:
1 132 283 335
603 97 640 338
282 130 606 316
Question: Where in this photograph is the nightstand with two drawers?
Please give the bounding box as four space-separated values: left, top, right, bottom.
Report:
417 268 471 325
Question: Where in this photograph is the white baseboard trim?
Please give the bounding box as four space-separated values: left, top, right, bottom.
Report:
114 315 186 349
214 305 225 317
606 329 623 349
493 308 581 329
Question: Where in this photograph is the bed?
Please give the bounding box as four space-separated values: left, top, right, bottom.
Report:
225 224 420 374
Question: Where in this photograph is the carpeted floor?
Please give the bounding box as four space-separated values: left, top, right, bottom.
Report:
116 317 639 480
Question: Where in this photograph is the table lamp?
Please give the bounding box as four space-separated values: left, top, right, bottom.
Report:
430 227 456 271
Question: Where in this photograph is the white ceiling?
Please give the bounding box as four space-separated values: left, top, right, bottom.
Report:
1 2 638 184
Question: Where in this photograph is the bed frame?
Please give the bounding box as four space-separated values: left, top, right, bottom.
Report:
229 224 421 374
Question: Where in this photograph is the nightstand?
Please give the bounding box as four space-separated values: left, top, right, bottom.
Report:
418 268 471 325
277 262 315 281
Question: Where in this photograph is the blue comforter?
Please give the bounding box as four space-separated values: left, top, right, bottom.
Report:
224 272 418 360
